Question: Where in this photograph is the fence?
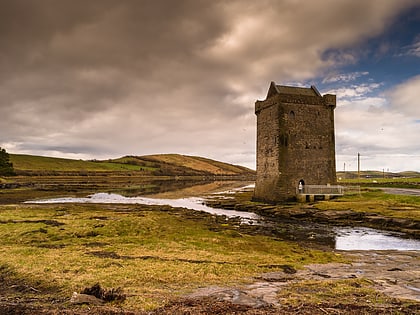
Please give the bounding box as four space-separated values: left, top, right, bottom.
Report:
297 185 360 196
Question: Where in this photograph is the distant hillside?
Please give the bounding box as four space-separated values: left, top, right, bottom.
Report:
337 170 420 180
9 153 255 177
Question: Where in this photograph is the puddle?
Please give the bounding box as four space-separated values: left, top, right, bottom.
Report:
26 193 260 224
335 227 420 251
26 192 420 251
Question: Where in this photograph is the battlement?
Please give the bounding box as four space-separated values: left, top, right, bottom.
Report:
323 94 336 107
256 82 336 114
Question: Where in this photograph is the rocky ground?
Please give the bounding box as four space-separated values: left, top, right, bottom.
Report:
186 250 420 305
1 250 418 314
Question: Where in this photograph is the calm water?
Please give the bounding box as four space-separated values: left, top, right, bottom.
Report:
26 183 420 251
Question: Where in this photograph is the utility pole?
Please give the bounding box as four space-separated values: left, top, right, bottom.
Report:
343 162 346 180
357 152 360 180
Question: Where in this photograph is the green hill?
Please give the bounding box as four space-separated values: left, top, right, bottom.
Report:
8 153 255 177
9 154 143 173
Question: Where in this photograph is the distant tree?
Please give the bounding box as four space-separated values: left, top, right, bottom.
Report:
0 147 15 176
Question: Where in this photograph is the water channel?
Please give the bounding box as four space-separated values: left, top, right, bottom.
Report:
26 182 420 251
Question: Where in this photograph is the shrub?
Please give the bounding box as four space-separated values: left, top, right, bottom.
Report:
0 147 15 176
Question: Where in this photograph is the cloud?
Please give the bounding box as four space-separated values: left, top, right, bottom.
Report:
406 40 420 57
326 82 383 100
387 75 420 118
334 79 420 171
0 0 419 170
322 72 369 84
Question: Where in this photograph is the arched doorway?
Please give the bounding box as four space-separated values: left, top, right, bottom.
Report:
298 179 305 193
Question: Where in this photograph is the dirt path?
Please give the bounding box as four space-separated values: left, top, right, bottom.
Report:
187 250 420 307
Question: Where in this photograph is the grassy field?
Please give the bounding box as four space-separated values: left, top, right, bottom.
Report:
313 188 420 223
0 203 343 311
337 170 420 179
339 176 420 186
337 171 420 189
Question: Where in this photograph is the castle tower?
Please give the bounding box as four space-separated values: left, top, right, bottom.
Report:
254 82 337 202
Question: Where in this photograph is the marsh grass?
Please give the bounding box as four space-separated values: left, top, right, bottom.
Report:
0 203 343 310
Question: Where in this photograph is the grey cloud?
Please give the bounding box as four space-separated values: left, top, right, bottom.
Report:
388 75 420 118
1 0 418 169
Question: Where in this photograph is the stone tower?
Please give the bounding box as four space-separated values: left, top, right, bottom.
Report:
254 82 337 202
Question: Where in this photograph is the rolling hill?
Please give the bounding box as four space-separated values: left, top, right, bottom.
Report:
141 154 253 175
8 153 255 177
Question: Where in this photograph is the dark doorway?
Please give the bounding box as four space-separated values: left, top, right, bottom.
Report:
298 179 305 193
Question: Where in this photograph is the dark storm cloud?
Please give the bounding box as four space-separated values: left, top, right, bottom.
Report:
1 0 419 168
0 0 232 118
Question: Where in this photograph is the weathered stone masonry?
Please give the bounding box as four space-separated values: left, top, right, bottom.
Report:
254 82 337 202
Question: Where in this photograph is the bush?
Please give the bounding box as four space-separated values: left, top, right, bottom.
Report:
0 147 15 176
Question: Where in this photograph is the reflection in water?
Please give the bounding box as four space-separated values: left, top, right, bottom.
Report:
111 180 254 199
144 181 254 199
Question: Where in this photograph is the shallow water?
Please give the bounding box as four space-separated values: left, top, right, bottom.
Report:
27 191 420 251
26 192 261 223
335 227 420 251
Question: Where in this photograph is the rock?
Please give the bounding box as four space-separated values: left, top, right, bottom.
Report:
279 264 297 274
231 290 268 308
313 210 362 220
261 206 277 211
70 292 105 305
258 272 294 282
365 215 388 225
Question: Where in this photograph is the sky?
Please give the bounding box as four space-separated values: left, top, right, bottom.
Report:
1 0 420 172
